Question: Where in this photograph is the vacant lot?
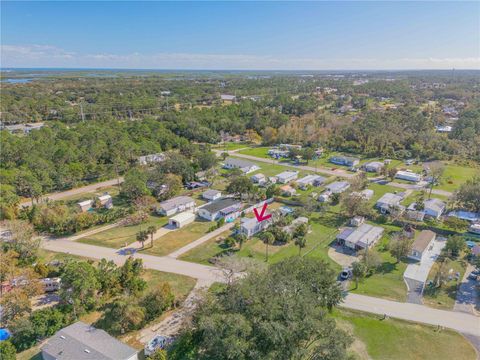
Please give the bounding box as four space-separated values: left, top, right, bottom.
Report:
142 219 213 257
78 215 169 248
334 309 476 360
435 163 479 192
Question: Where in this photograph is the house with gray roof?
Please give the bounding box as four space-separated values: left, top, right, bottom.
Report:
326 181 350 194
157 196 195 216
275 170 299 184
375 193 404 214
329 155 360 167
223 158 260 174
202 189 222 201
423 198 446 219
363 161 384 173
197 198 242 221
336 223 384 250
41 321 139 360
240 216 271 238
296 174 326 189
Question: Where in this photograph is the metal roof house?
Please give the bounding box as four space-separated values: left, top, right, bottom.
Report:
375 193 403 214
240 217 271 238
97 194 113 209
336 223 384 250
197 198 242 221
202 189 222 202
138 153 166 166
329 155 360 167
423 198 446 219
326 181 350 194
223 158 260 174
251 173 266 184
395 170 422 182
448 211 480 223
408 230 436 261
41 321 139 360
363 161 384 173
296 174 326 189
275 170 299 184
77 200 93 213
157 196 195 216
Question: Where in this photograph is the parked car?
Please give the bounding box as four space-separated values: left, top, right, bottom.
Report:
340 268 352 281
145 335 174 356
467 272 478 281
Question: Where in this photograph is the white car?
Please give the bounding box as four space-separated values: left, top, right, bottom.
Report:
145 335 174 356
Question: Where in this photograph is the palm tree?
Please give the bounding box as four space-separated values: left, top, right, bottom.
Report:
136 230 148 249
261 232 275 262
146 225 157 248
294 236 306 256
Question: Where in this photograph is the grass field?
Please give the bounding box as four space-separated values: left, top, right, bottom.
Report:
435 163 479 192
78 215 169 248
142 219 213 257
142 269 196 300
179 229 233 264
213 141 250 151
334 309 476 360
423 252 469 310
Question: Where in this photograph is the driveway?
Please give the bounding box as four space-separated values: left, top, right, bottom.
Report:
328 244 358 268
454 264 480 316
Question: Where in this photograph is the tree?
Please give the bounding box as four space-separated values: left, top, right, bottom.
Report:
443 216 469 231
351 261 367 289
97 259 121 297
118 257 147 295
3 220 39 262
426 162 444 199
155 173 183 201
147 225 157 248
226 176 254 199
341 193 372 218
302 147 315 164
260 231 275 262
0 289 32 327
170 257 350 360
150 349 168 360
389 234 413 263
388 167 398 181
294 236 307 255
433 257 450 288
120 168 150 201
454 176 480 212
136 230 148 249
60 261 100 313
0 341 16 360
100 297 145 334
444 235 466 259
359 249 382 274
141 284 175 322
293 223 308 238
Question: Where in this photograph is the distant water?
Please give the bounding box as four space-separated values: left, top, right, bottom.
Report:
2 78 34 84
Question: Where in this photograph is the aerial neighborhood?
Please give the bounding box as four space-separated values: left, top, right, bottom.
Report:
0 3 479 359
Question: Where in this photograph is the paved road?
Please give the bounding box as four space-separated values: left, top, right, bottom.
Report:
168 222 235 259
404 278 425 305
20 177 124 207
386 181 453 197
341 293 480 337
454 264 480 316
41 236 480 337
41 237 225 283
216 149 354 178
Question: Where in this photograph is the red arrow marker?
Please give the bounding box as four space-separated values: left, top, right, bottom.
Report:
253 202 272 222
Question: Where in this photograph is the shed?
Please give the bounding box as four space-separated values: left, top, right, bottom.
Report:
168 212 195 229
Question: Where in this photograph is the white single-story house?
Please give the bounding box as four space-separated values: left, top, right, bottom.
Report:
138 153 166 166
223 158 260 174
280 185 296 196
326 181 351 194
318 191 332 203
276 170 299 184
448 211 480 223
296 174 326 190
239 217 271 238
251 173 266 184
408 230 436 261
197 198 242 221
351 189 374 200
168 212 195 229
363 161 384 173
395 170 422 182
157 196 195 216
330 156 360 167
202 189 222 201
41 277 61 292
220 94 236 103
41 321 139 360
336 223 384 250
423 198 446 219
376 193 403 214
77 200 93 212
98 194 113 209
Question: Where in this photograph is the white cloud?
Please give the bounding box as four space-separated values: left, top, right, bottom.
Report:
1 44 479 70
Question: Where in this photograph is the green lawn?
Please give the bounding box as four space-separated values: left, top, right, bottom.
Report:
350 223 408 302
435 163 479 192
238 146 271 158
60 185 121 203
423 252 469 310
333 308 476 360
213 141 250 151
142 220 213 257
78 215 169 248
143 269 196 301
179 230 233 265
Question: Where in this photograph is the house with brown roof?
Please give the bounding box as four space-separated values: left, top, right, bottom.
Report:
408 230 436 261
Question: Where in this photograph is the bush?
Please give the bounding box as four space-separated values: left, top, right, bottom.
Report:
0 341 16 360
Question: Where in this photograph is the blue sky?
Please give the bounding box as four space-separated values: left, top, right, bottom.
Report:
1 1 479 69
